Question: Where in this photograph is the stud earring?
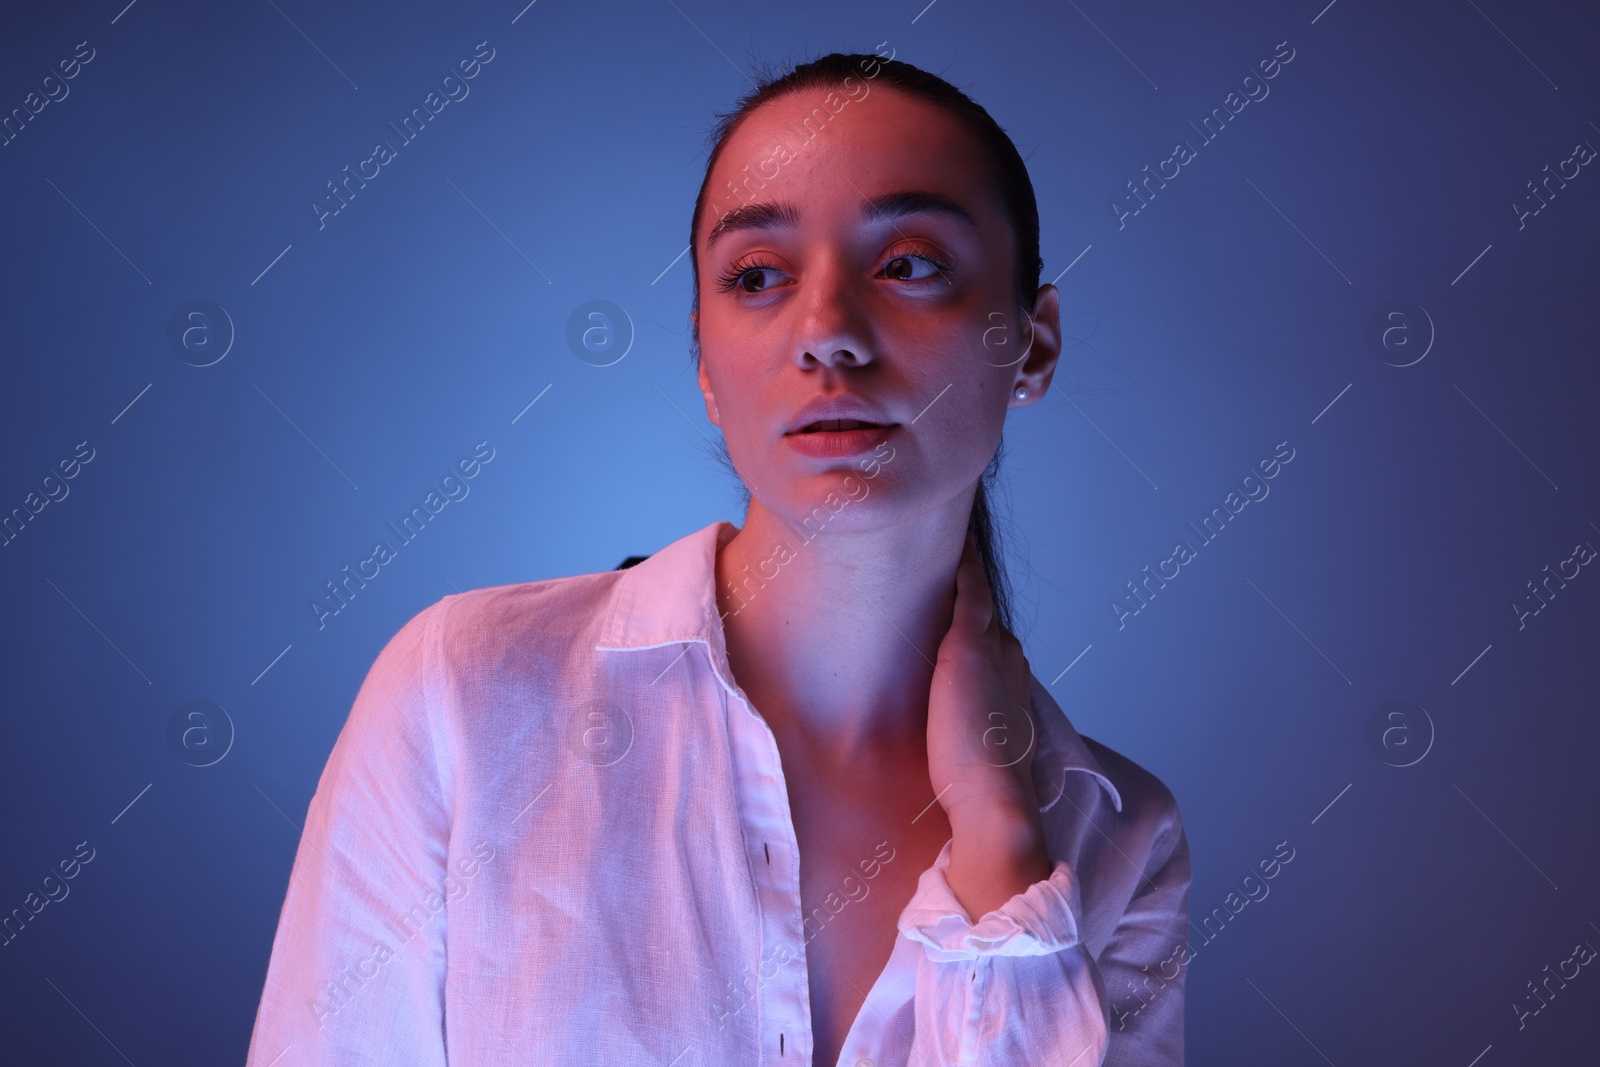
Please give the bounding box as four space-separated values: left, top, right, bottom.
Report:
1013 384 1029 400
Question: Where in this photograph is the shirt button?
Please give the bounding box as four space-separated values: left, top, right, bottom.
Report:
855 1059 876 1067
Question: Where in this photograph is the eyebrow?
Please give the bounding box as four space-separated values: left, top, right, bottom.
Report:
704 189 979 252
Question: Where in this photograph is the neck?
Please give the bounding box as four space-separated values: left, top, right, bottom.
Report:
715 493 976 766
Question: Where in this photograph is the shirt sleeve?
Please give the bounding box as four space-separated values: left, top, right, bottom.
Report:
244 600 455 1067
896 838 1112 1066
896 809 1192 1067
1098 812 1192 1067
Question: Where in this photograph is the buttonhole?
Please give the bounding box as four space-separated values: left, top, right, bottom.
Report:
764 842 771 865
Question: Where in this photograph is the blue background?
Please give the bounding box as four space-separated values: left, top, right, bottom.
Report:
2 0 1597 1063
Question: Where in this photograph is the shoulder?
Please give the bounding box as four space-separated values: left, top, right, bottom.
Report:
1059 734 1192 954
1029 677 1186 867
347 568 632 770
1078 733 1189 875
430 568 626 657
1082 736 1183 824
357 567 628 708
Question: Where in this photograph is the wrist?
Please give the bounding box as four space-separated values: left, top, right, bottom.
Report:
945 793 1045 844
945 822 1052 919
948 803 1051 890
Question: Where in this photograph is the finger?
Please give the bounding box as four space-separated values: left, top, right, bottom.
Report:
1001 630 1028 673
952 530 996 634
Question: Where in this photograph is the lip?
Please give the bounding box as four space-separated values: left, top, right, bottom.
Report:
784 394 896 436
783 423 898 457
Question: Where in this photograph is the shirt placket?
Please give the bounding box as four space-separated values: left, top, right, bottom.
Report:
707 643 815 1066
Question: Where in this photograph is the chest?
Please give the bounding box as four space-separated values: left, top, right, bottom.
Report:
782 759 953 1066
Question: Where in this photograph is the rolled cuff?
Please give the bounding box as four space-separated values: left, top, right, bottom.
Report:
897 838 1084 962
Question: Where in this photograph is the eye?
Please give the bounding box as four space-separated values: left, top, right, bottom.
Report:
712 246 955 299
880 248 952 282
714 258 784 295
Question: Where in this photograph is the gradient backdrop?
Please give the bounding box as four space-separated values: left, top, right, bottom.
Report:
2 0 1597 1063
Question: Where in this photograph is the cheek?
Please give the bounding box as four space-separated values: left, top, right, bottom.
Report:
704 372 780 472
975 310 1033 369
896 374 1008 493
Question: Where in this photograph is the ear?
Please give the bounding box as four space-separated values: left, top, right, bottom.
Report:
695 341 720 428
1009 284 1062 406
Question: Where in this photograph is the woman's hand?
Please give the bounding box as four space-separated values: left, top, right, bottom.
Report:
925 530 1053 918
926 529 1042 822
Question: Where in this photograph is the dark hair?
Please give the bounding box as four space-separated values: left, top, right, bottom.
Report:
687 50 1044 635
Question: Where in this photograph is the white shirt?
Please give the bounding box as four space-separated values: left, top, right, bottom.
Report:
246 519 1191 1067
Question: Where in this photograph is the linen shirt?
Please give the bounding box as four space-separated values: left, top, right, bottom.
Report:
246 519 1192 1067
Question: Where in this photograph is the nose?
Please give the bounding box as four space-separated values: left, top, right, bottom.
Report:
790 259 875 371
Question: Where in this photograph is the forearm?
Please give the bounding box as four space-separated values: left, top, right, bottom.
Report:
946 802 1052 920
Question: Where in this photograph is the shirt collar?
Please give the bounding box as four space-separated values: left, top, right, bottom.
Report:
595 520 1122 814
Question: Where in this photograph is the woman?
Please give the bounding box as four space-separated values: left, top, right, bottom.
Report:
247 50 1190 1067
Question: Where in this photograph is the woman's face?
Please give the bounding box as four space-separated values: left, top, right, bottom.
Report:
693 84 1060 531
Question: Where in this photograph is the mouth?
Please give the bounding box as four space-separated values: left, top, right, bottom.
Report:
789 418 898 435
782 420 898 458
